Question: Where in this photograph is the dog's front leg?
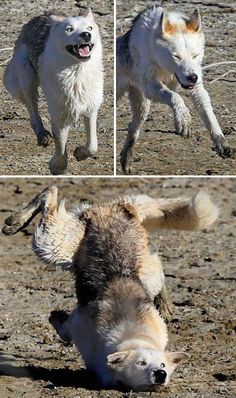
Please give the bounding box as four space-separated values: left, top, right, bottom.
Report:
190 84 233 158
50 122 70 175
74 111 98 161
154 285 173 322
143 80 191 137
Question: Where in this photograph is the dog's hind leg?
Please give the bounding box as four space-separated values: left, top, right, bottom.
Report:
120 86 150 174
2 186 85 268
74 111 98 162
4 45 51 146
190 84 234 158
2 186 58 236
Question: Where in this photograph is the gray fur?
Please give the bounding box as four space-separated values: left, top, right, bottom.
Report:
117 30 133 66
16 12 54 70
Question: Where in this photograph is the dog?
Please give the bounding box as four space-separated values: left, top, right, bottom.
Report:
117 5 232 174
4 8 103 175
2 186 218 390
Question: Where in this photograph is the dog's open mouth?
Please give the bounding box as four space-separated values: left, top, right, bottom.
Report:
175 74 196 90
66 43 94 60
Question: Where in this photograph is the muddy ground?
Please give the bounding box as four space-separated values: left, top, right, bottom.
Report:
0 177 235 397
0 0 114 175
116 0 236 175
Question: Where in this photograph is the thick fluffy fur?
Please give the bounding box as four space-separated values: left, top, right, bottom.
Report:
117 5 232 174
4 9 103 175
3 187 218 390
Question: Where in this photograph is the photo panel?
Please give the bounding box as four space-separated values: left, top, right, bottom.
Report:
0 0 114 176
0 177 235 396
116 0 236 175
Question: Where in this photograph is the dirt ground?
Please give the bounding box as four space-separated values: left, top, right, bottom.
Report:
0 177 235 398
0 0 114 175
116 0 236 175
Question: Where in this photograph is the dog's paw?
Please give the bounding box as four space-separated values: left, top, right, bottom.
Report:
49 310 72 344
49 154 68 175
2 213 23 235
214 139 236 159
74 146 96 161
37 131 52 147
120 147 134 175
174 107 192 138
49 310 69 330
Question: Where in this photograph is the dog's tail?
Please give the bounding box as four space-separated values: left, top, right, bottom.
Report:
130 191 218 232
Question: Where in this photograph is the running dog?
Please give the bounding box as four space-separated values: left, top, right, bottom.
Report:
117 5 232 174
4 8 103 175
2 187 218 390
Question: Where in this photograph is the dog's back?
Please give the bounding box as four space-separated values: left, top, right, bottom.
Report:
16 13 55 70
73 202 148 304
4 13 53 97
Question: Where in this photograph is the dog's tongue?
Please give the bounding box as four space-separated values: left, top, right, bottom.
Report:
79 45 90 57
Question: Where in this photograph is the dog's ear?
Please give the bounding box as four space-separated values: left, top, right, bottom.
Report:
158 11 175 35
50 15 66 23
78 7 94 21
166 352 190 369
187 9 201 32
107 350 133 369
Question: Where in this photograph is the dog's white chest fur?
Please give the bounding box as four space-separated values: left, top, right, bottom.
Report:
57 64 102 121
39 43 103 124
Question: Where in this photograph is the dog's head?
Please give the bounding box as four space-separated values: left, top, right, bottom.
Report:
50 8 100 62
107 348 190 391
152 9 205 89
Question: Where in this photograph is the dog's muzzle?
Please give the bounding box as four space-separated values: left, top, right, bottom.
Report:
66 32 94 61
175 73 198 90
152 369 167 384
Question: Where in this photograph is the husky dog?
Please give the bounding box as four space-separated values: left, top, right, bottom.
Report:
117 5 232 174
4 8 103 175
2 187 218 390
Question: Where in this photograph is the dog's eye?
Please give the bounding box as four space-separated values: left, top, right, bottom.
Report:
192 53 199 59
65 25 74 33
137 360 147 366
160 363 165 368
87 26 93 31
173 54 181 60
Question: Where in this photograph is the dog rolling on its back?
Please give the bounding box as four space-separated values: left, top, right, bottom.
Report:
117 5 233 174
3 187 218 390
4 8 103 175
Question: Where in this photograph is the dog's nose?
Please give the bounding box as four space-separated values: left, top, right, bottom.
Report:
188 73 198 83
154 369 167 384
80 32 91 42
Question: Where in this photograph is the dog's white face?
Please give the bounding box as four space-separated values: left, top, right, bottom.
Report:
50 9 99 62
107 348 189 391
152 9 205 89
